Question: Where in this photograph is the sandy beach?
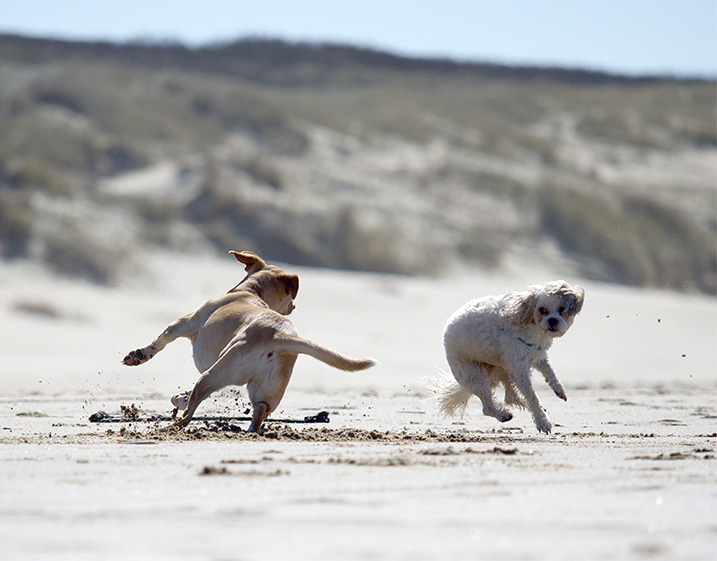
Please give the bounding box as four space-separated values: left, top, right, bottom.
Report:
1 253 716 560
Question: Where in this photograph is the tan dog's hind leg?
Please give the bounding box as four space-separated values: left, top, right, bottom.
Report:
172 342 294 434
173 370 215 429
123 312 198 366
244 354 296 434
173 343 250 428
248 402 270 433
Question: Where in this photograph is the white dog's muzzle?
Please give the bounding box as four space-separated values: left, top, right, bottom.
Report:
542 315 568 336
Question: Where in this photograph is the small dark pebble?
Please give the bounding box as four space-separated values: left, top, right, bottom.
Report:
303 411 330 423
199 466 229 476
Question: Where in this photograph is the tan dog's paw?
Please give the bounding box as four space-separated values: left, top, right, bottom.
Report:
171 414 191 430
158 420 186 433
122 348 149 366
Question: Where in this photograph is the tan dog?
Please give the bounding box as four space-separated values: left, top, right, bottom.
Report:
122 251 376 432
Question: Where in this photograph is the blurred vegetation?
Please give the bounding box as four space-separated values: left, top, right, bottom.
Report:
0 34 715 293
539 187 716 292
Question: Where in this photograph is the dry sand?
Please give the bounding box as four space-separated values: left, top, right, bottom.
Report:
1 253 716 560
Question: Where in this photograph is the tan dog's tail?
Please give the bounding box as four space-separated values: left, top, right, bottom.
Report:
426 374 472 417
272 335 377 371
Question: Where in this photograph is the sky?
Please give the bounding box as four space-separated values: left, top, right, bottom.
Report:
0 0 715 78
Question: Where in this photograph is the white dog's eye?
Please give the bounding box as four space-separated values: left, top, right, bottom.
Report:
539 307 549 316
558 306 566 314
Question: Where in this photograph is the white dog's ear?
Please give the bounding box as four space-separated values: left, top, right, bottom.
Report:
229 250 267 274
569 285 585 316
509 290 537 325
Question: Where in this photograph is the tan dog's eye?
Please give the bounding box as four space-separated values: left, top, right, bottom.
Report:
538 307 549 316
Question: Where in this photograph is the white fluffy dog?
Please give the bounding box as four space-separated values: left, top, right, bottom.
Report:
434 281 584 433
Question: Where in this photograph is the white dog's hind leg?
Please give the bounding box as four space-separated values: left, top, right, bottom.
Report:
448 357 513 422
122 313 198 366
535 358 567 401
503 379 527 409
428 375 473 417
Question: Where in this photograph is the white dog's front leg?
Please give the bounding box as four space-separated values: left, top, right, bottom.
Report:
535 358 567 401
122 312 198 366
510 367 552 434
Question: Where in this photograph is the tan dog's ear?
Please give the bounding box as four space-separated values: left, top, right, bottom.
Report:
229 251 267 274
282 274 299 299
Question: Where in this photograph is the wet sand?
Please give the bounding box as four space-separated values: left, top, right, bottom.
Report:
1 383 715 561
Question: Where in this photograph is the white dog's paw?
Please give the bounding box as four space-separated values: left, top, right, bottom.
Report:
535 416 552 434
483 405 513 423
554 386 568 401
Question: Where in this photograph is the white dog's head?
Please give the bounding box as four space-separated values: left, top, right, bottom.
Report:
508 280 585 338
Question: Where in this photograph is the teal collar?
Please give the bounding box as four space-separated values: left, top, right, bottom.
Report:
501 328 543 351
517 336 543 351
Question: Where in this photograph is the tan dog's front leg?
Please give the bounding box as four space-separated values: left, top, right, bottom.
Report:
535 358 567 401
122 312 197 366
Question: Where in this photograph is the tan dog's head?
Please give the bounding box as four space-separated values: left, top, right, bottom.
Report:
229 251 299 315
510 280 585 338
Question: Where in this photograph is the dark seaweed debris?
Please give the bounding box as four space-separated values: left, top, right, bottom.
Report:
89 410 331 424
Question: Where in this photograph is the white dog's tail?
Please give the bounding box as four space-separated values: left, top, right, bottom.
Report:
271 335 377 372
426 374 472 417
